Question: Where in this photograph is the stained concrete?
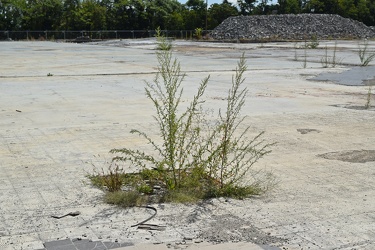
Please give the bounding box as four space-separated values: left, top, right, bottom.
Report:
312 66 375 86
0 40 374 250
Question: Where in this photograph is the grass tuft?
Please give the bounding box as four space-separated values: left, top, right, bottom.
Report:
358 40 375 66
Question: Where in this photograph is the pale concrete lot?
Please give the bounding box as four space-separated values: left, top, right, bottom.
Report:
0 40 374 250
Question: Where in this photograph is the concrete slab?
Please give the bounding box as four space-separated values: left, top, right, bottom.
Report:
0 39 374 250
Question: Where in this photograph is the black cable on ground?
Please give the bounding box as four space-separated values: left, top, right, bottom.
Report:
131 206 157 227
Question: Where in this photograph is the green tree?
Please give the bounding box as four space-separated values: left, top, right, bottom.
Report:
237 0 257 15
0 0 24 30
100 0 116 30
61 0 80 30
111 0 147 30
22 0 63 30
75 0 106 30
182 0 206 29
185 0 206 10
356 0 373 25
338 0 358 19
304 0 339 13
165 11 185 30
144 0 183 30
278 0 302 14
208 1 238 29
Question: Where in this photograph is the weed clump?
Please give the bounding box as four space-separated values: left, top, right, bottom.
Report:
321 42 342 68
358 40 375 66
302 35 319 49
89 48 274 207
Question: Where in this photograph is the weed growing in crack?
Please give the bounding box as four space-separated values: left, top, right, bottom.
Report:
194 28 203 40
321 45 330 68
155 26 172 51
302 47 307 68
293 42 299 61
365 85 373 109
302 35 319 49
88 160 124 192
358 40 375 66
321 42 341 68
90 49 274 206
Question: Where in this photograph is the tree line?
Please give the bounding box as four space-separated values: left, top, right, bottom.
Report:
1 0 374 32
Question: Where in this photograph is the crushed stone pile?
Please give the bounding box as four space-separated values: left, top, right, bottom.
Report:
210 14 375 41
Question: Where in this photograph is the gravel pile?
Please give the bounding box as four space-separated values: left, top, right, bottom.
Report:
210 14 375 41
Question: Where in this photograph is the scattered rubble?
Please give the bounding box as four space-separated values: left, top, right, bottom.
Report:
210 14 375 41
198 214 285 245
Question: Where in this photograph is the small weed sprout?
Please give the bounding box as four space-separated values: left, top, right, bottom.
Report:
194 28 203 40
88 161 124 192
302 48 307 68
358 40 375 66
94 49 274 206
321 42 341 68
365 85 373 109
155 27 172 51
47 73 53 76
294 44 298 61
321 45 329 68
331 41 339 67
302 35 319 49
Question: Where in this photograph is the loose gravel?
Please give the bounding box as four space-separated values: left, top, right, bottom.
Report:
210 14 375 41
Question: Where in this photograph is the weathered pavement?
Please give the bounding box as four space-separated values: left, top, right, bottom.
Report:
0 40 374 250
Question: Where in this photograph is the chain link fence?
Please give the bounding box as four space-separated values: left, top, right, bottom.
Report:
0 30 212 41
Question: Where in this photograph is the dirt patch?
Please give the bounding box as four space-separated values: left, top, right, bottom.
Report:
318 150 375 163
198 214 285 245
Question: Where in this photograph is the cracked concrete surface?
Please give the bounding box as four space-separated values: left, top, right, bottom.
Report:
0 40 374 250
